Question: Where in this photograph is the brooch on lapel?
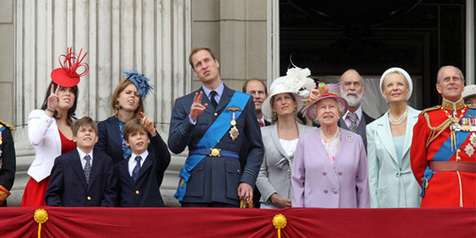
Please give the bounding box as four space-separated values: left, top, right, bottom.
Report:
346 133 353 142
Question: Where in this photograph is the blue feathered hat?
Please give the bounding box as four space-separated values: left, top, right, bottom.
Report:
122 69 153 99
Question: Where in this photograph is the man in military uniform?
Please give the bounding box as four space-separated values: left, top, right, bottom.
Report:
168 47 264 207
411 66 476 207
0 120 16 207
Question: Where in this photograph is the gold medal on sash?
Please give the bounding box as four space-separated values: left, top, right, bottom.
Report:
227 106 242 140
229 126 239 141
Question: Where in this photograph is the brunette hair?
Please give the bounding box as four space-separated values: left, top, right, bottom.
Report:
123 119 147 142
270 93 299 124
242 78 268 95
188 47 216 69
111 79 144 119
71 117 97 136
41 81 78 126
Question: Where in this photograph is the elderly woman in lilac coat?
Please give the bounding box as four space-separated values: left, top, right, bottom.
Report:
291 82 370 208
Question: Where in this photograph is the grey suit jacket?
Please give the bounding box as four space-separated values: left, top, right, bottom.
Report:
338 111 374 148
256 122 315 205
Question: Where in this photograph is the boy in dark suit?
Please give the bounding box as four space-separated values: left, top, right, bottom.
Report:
45 117 116 207
115 116 170 207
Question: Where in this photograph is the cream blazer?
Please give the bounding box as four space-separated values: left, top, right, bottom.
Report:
256 122 315 206
366 105 421 208
27 109 72 182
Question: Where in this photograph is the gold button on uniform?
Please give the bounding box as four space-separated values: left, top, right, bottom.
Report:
136 190 140 195
87 196 91 200
214 113 218 117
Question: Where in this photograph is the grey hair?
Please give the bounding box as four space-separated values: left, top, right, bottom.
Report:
341 69 365 87
312 98 346 125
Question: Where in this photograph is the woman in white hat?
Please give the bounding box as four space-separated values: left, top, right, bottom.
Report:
292 82 370 208
366 67 421 208
256 67 316 209
462 85 476 106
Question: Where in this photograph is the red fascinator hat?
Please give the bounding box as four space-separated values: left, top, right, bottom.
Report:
51 48 89 87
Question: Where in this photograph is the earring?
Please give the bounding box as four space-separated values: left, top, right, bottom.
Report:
114 103 121 116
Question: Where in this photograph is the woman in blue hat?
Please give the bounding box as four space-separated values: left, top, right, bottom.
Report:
96 70 169 165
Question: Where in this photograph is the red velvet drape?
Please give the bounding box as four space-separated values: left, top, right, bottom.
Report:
2 207 475 237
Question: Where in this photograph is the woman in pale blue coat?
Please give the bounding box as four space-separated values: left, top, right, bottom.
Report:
366 67 421 208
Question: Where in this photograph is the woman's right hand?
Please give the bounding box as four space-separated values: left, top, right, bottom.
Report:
270 193 292 208
47 84 60 113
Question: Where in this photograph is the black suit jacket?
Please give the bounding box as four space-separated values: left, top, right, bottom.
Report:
0 122 15 207
45 149 117 207
97 116 156 164
168 85 264 205
115 135 171 207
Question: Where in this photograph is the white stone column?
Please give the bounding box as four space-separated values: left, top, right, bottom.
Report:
12 0 191 206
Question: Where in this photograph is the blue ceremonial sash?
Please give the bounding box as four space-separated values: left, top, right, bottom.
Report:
433 109 476 161
421 108 476 197
174 92 250 201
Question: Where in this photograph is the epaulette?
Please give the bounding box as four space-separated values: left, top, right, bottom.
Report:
467 104 476 110
421 105 441 114
0 120 14 131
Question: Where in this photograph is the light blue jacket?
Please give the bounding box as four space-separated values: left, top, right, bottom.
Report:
366 105 421 208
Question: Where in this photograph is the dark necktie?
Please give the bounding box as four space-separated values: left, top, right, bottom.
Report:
83 155 91 184
132 156 142 181
210 91 218 108
348 112 358 132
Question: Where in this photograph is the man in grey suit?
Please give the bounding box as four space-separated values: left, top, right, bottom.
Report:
168 47 264 207
338 69 374 148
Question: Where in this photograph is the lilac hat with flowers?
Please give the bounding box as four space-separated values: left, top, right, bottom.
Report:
122 69 153 99
261 67 316 119
302 82 349 123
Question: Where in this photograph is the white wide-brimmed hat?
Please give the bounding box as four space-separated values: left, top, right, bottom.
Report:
379 67 413 100
462 85 476 100
261 67 316 119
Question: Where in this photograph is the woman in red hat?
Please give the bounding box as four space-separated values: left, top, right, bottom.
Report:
21 48 88 206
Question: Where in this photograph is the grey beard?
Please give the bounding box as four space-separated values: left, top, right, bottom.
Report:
342 93 362 107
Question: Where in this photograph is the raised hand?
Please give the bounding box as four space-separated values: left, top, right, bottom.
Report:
189 91 208 121
140 112 157 136
47 84 60 113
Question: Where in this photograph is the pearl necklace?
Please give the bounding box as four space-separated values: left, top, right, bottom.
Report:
321 128 340 142
389 108 408 125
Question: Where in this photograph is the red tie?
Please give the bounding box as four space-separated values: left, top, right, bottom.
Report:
259 121 265 127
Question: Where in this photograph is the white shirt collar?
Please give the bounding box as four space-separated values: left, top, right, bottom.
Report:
128 150 149 176
77 148 93 167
